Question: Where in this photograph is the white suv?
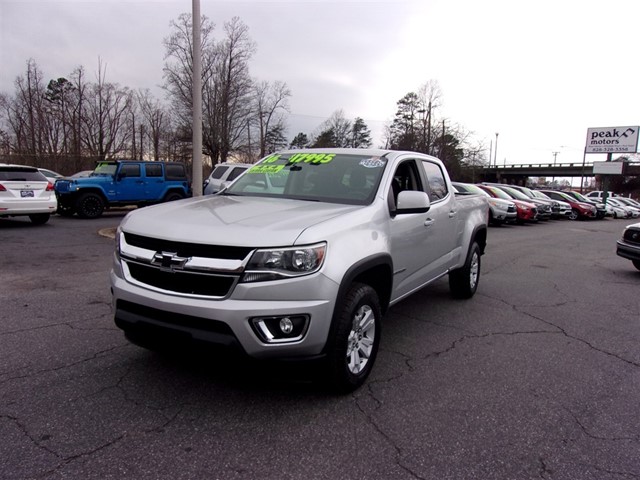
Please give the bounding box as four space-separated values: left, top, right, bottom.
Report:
0 164 58 224
203 163 252 195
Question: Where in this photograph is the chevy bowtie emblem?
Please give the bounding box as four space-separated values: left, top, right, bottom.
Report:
151 251 189 271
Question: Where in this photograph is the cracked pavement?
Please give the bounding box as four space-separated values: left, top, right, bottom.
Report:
1 213 639 479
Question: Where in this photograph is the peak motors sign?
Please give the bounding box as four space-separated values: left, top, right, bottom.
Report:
586 126 639 154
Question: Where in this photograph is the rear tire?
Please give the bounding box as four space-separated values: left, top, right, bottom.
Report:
324 283 381 393
76 192 105 219
163 192 183 202
449 242 481 299
29 213 50 225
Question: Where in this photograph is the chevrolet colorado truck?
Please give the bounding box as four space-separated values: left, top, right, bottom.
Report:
55 160 191 218
110 149 488 391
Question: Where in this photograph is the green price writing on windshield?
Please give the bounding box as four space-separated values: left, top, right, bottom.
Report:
249 164 285 174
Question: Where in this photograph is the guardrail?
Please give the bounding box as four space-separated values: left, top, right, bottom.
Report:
484 162 640 169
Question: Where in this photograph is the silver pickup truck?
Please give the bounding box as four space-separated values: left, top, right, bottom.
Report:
111 148 488 391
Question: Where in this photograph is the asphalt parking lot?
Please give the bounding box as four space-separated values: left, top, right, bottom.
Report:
1 212 639 480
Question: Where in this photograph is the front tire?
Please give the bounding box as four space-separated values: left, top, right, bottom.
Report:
325 283 381 392
76 192 105 219
449 242 481 299
568 209 579 221
633 260 640 271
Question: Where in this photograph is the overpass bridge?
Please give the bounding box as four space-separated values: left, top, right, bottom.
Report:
472 161 640 184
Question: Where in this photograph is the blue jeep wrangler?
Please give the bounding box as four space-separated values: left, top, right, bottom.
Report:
55 160 192 219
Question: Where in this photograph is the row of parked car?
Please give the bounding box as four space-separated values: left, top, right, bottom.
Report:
3 159 640 226
452 182 640 226
0 161 192 223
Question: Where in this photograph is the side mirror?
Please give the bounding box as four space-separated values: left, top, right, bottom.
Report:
396 190 431 214
116 172 126 181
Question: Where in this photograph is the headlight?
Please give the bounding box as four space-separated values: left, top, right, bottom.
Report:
242 243 326 282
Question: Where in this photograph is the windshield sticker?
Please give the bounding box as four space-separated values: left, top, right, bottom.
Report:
249 164 285 174
287 153 336 164
360 157 386 168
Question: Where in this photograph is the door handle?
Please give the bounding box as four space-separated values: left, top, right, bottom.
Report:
448 210 457 218
424 218 435 227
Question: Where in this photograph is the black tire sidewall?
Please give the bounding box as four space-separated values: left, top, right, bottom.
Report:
76 193 104 219
164 192 183 202
449 242 481 299
325 282 381 392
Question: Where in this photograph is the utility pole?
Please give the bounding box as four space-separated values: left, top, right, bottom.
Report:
426 101 431 155
191 0 203 196
552 151 559 165
489 139 493 168
494 132 499 167
441 119 446 162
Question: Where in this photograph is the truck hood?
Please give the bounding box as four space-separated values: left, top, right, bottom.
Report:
120 194 360 247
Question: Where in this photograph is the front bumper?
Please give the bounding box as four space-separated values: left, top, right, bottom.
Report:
616 240 640 262
110 255 339 359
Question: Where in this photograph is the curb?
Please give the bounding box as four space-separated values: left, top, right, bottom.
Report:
98 227 117 239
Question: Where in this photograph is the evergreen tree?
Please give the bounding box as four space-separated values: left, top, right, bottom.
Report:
289 132 309 149
351 117 372 148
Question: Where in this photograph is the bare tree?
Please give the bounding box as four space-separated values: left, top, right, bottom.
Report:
311 109 351 148
162 12 216 152
417 80 442 154
210 16 255 163
9 59 48 156
163 14 257 165
137 89 170 161
81 59 133 159
252 80 291 158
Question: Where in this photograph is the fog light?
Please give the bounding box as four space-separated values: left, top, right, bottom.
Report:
250 315 310 344
280 317 293 334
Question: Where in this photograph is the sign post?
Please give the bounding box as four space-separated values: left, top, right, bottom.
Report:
584 126 639 198
585 126 639 154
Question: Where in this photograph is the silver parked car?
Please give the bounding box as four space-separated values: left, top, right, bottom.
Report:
452 181 516 225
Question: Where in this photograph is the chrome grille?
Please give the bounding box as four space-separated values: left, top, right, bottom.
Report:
125 261 236 296
119 232 254 299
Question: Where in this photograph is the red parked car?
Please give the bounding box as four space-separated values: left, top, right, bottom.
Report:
477 185 538 224
538 190 597 220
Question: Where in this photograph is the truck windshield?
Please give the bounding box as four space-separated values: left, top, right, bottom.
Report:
224 152 388 205
93 163 118 176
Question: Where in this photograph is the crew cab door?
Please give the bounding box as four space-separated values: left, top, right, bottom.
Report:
389 158 458 300
114 163 143 201
143 163 165 200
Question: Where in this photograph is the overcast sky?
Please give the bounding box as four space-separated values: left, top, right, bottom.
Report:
2 0 640 165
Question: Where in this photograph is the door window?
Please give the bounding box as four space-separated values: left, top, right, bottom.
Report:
120 164 141 178
145 163 163 177
420 161 448 201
